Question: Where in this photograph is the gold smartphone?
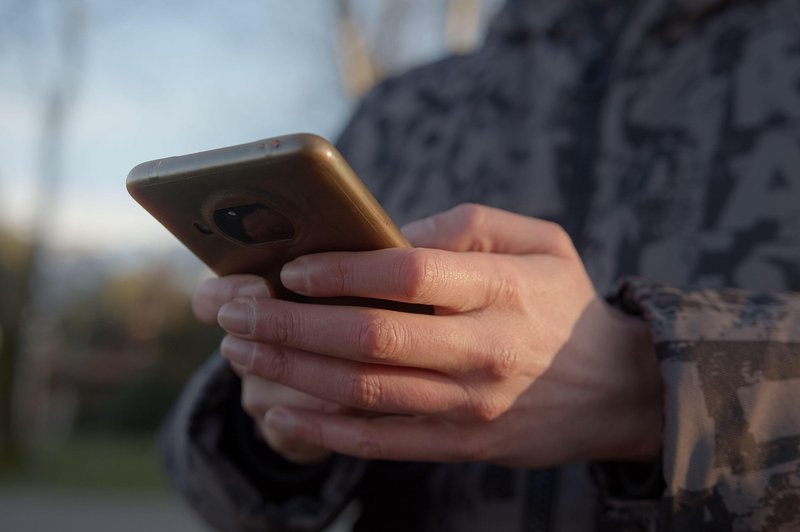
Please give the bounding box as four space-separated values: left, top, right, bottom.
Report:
127 133 419 309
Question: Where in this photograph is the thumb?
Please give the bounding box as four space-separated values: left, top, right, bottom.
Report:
401 203 575 257
260 407 331 464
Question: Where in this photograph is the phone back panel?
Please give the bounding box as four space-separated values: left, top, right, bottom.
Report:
127 133 411 303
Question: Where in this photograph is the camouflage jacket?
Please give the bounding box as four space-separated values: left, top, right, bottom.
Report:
162 0 800 530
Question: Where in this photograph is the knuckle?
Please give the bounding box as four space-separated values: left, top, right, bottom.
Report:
333 258 352 294
263 309 296 345
468 393 505 422
398 249 439 301
314 257 354 295
452 203 486 231
543 221 574 253
487 344 520 379
489 274 523 308
348 371 383 410
356 313 404 361
451 203 487 248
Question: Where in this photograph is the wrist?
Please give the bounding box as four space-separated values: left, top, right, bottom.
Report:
593 304 664 462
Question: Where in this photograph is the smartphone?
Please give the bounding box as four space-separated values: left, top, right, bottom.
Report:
127 133 423 311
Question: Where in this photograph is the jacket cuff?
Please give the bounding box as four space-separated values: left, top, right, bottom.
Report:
608 278 800 530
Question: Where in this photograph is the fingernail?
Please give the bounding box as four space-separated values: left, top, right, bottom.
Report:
218 300 254 335
220 335 253 367
280 260 307 291
265 407 296 431
238 280 270 298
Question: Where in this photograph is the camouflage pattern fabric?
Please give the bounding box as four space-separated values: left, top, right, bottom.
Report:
162 0 800 530
614 282 800 531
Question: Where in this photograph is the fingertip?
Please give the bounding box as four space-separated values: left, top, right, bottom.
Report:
222 274 273 299
264 406 298 432
235 276 272 298
280 260 307 292
192 275 272 325
219 334 254 368
192 277 223 324
261 409 332 464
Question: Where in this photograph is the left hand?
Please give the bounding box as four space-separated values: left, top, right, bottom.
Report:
213 204 663 468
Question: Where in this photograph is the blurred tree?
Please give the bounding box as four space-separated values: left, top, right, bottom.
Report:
0 0 85 467
56 266 221 435
335 0 383 98
0 230 32 468
446 0 483 53
335 0 488 97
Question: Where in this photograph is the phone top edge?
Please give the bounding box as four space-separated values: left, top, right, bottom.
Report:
126 133 328 190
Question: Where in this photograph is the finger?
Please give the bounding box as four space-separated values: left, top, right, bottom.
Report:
256 412 333 464
229 359 248 377
264 407 488 463
220 335 476 417
218 298 511 375
192 275 272 324
401 203 575 257
240 374 338 417
279 247 522 310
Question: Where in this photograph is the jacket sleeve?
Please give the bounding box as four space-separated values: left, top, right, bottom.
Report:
159 353 367 532
609 278 800 531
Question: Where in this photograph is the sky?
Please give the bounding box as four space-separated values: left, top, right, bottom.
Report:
0 0 502 256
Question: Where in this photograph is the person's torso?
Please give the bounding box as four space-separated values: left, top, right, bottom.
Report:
336 1 800 530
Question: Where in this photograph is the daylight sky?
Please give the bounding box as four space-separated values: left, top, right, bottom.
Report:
1 0 498 255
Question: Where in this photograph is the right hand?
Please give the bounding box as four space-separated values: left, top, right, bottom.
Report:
193 275 334 464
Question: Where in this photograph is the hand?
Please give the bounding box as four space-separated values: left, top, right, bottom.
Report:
193 276 334 464
213 204 664 467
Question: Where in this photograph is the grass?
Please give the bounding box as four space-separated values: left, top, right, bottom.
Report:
0 433 170 493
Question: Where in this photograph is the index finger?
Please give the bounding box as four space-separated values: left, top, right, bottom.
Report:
280 247 523 311
192 274 272 324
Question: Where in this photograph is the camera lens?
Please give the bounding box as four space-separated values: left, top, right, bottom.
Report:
213 204 294 244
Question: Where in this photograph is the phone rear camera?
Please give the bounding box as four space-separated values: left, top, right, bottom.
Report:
213 204 295 244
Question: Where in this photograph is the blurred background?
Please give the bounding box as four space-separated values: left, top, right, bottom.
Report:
0 0 503 530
